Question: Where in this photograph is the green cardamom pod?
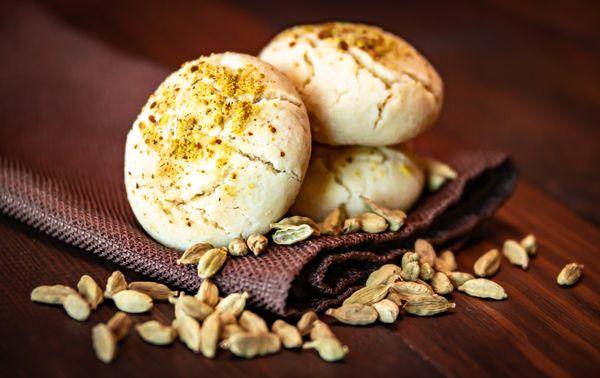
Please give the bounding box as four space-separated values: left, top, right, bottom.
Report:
272 224 315 245
343 284 390 306
403 294 455 316
197 247 227 279
458 278 507 300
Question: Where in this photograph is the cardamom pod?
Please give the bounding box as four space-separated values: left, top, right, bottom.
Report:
358 212 388 233
303 338 349 362
228 237 249 257
175 295 214 321
361 196 406 232
403 294 455 316
177 242 213 265
389 281 433 299
503 240 529 269
423 158 457 191
372 299 400 323
473 249 501 277
365 264 402 287
415 239 436 266
247 234 268 256
221 323 245 341
271 319 302 348
136 321 177 345
434 250 457 273
386 291 403 306
172 315 201 353
342 217 361 234
239 310 268 334
446 271 475 288
104 271 127 299
557 263 584 286
296 310 318 336
200 312 221 358
271 215 320 234
128 281 176 301
322 206 347 235
112 290 153 313
92 323 117 364
195 279 220 307
458 278 507 300
419 262 435 281
401 251 419 265
197 247 228 279
343 284 390 306
309 320 336 340
216 292 249 317
431 272 454 295
31 284 77 305
520 234 537 256
222 332 281 359
272 224 315 245
77 275 104 310
325 304 378 325
107 311 132 341
401 261 420 281
63 293 91 321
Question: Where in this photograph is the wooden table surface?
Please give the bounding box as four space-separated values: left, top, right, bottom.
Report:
1 1 599 377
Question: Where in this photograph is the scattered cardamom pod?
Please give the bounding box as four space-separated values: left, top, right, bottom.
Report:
296 310 318 336
221 323 245 341
557 263 584 286
197 247 228 279
458 278 507 300
473 249 501 277
136 320 177 345
309 320 336 340
372 299 400 323
342 217 361 234
415 239 436 266
402 251 420 267
195 279 220 307
107 311 132 341
431 272 454 295
228 237 249 257
271 215 320 235
216 292 248 317
389 281 433 300
128 281 176 301
435 250 457 273
104 271 127 299
446 271 475 288
403 294 455 316
77 275 104 310
200 311 221 358
271 320 302 348
401 261 420 281
365 264 402 287
247 234 268 256
419 262 435 281
222 332 281 359
272 224 315 245
63 293 91 321
172 315 201 353
175 294 214 321
358 212 388 233
343 284 390 306
503 240 529 269
92 323 117 364
239 310 268 334
361 196 406 232
386 291 404 306
322 206 347 235
325 304 378 325
112 290 153 313
177 242 213 265
30 284 77 305
423 158 458 191
520 234 537 256
303 337 349 362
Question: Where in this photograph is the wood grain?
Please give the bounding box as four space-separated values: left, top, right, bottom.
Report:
1 0 599 376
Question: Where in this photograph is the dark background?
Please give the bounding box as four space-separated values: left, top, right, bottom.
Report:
35 0 600 224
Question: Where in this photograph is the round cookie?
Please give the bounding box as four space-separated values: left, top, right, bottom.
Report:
125 53 311 250
290 145 424 221
259 22 443 146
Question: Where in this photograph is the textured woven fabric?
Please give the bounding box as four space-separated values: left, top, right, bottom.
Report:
0 5 517 316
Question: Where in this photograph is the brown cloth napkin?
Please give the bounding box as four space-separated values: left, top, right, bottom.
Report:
0 4 516 316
